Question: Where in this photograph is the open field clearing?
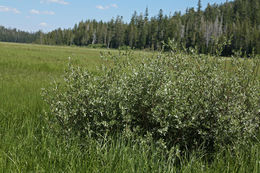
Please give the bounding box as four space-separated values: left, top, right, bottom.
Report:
0 42 104 128
0 42 259 172
0 42 106 172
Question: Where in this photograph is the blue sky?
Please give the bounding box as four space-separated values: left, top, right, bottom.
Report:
0 0 229 32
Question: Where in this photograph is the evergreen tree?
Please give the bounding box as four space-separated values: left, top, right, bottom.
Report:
1 0 259 55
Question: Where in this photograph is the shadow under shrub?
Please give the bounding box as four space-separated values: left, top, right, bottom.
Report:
43 51 260 153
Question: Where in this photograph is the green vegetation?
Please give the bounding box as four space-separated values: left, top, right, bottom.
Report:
0 42 260 172
1 0 260 56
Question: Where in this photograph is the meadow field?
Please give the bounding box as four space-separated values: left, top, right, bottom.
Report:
0 42 259 172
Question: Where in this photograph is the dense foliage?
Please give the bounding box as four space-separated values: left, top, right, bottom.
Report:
40 0 260 55
1 42 259 172
0 26 40 43
43 47 260 153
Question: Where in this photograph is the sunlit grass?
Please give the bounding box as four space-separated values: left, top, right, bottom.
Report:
0 42 259 172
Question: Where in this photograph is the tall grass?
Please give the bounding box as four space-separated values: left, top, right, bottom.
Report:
0 42 259 172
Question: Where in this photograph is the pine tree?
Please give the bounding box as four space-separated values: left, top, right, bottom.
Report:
197 0 202 13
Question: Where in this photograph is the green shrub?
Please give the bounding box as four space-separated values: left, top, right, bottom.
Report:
43 51 260 153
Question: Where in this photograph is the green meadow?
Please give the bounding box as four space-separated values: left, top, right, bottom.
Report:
0 42 102 172
0 42 259 172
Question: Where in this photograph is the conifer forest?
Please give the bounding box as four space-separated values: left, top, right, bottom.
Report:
1 0 260 56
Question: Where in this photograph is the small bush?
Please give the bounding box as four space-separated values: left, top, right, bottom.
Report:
43 50 260 153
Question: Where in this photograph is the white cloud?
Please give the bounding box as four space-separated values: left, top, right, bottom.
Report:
96 5 106 10
0 6 20 14
96 4 118 10
111 4 118 8
39 22 48 27
30 9 55 15
30 9 40 14
40 0 69 5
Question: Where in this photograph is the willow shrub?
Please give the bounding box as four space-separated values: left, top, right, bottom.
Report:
43 50 260 153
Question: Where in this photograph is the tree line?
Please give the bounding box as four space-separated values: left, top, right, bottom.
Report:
0 26 40 43
1 0 260 56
